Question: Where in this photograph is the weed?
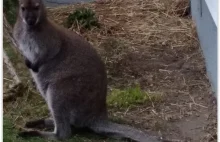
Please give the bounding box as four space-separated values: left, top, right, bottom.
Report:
107 85 163 109
65 8 100 30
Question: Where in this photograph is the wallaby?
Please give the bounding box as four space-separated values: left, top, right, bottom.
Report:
13 0 161 141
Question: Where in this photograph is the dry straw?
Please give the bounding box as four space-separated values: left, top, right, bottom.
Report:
47 0 195 51
47 0 198 86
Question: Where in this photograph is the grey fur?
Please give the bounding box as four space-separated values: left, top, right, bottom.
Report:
13 0 161 142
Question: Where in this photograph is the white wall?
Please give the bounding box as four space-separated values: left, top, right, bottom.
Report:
191 0 217 96
205 0 217 25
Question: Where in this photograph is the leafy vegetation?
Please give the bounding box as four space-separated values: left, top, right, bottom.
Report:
3 0 18 26
65 8 100 30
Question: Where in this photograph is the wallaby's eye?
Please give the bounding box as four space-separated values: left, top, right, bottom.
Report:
21 6 25 11
34 5 39 10
34 3 40 10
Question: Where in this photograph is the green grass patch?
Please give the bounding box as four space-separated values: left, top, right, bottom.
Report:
65 8 100 30
3 0 18 26
3 116 45 142
107 85 163 109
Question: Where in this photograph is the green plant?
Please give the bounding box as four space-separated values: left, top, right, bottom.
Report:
65 8 100 30
107 85 163 109
3 0 18 26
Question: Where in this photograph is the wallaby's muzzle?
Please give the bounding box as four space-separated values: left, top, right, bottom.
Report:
26 18 37 26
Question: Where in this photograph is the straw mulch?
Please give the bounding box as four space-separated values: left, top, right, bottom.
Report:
47 0 216 141
48 0 195 86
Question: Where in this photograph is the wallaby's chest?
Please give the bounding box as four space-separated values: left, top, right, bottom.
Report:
18 33 41 63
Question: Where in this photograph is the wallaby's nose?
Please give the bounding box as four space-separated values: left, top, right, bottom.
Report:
26 18 36 26
26 13 37 26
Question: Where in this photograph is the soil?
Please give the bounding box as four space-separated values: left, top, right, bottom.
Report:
105 45 217 141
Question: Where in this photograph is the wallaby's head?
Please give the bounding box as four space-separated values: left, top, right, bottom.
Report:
18 0 46 26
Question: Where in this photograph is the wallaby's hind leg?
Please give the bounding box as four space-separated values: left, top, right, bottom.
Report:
19 89 72 140
25 117 54 130
19 116 72 140
19 110 72 140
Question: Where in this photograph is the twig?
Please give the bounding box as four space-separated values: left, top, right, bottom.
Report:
3 78 14 82
189 95 208 108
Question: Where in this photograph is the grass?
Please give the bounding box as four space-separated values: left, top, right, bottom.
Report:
107 85 163 109
3 0 18 26
65 7 100 30
4 118 45 142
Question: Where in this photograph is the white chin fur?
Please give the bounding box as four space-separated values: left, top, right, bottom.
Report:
22 18 39 26
22 18 27 25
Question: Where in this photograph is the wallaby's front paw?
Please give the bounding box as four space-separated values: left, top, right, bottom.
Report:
24 59 39 72
31 65 39 72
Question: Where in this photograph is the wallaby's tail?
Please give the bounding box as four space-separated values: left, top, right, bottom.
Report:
89 120 161 142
